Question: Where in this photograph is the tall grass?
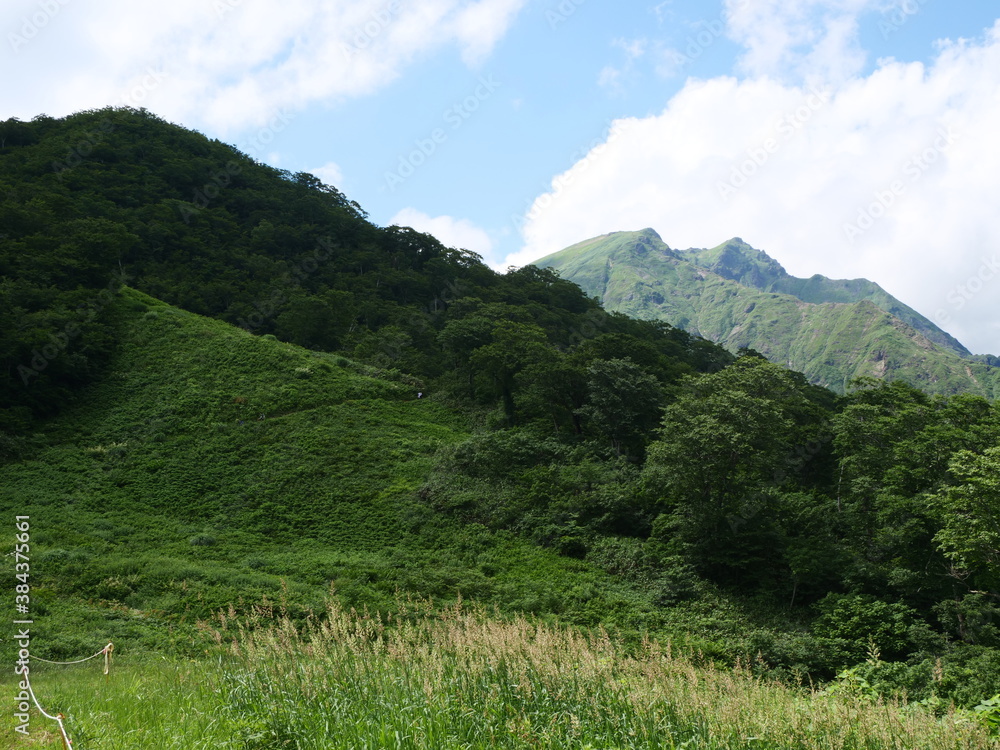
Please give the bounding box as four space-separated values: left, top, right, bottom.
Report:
6 601 997 748
212 600 997 749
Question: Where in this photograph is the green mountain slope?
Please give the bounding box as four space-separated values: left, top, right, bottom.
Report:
0 287 660 653
537 229 999 396
678 238 969 355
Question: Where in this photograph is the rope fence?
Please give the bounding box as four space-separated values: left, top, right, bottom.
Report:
22 671 72 750
22 643 114 749
31 642 114 673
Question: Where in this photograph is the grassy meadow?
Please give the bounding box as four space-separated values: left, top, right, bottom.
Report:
5 600 997 749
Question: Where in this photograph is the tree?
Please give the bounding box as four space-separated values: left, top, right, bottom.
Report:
516 354 588 434
576 358 663 456
644 357 804 584
931 447 1000 596
829 382 994 602
832 379 930 541
469 321 554 425
812 593 920 662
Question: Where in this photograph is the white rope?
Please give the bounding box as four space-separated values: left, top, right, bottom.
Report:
23 669 73 748
32 643 112 666
23 642 114 749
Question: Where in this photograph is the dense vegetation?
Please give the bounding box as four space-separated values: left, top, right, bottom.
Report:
0 109 726 442
6 602 998 748
2 109 999 746
537 229 1000 396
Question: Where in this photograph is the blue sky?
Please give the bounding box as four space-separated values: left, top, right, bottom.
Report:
4 0 1000 353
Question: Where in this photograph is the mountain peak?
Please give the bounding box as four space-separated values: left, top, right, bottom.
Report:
681 238 789 289
538 230 988 394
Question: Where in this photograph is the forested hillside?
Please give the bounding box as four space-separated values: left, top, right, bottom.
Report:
0 109 728 443
2 109 1000 742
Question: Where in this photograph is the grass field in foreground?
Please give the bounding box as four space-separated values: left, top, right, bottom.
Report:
5 601 997 749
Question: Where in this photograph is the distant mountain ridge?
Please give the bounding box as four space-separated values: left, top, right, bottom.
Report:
536 229 998 396
677 238 970 355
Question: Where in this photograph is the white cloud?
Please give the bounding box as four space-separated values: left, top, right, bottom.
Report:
598 37 648 93
1 0 528 136
616 37 648 60
725 0 876 82
512 19 1000 355
652 2 676 27
307 162 345 188
390 208 494 260
450 0 526 67
597 65 624 91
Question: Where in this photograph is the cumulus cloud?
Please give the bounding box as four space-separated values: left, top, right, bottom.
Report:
512 18 1000 354
1 0 528 135
307 162 345 188
389 208 494 260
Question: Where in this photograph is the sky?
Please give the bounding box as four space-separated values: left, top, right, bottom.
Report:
3 0 999 354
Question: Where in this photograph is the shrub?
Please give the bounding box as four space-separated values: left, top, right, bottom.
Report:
811 594 919 661
935 594 1000 648
96 575 138 601
974 694 1000 735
